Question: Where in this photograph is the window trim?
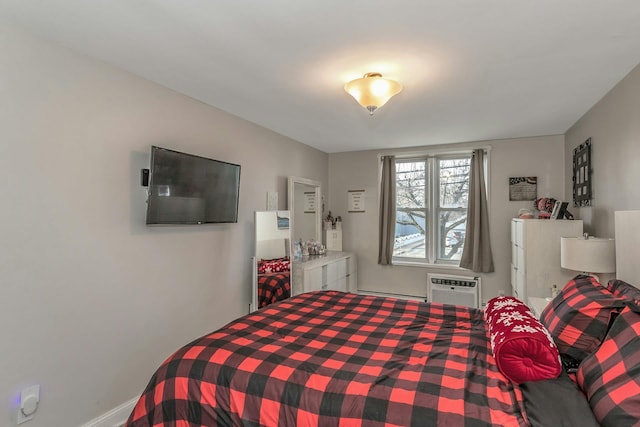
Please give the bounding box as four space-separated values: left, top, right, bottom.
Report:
382 147 491 267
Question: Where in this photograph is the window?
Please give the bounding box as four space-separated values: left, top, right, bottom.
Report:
393 155 471 265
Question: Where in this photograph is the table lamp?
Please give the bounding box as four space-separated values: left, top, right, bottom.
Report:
560 234 616 281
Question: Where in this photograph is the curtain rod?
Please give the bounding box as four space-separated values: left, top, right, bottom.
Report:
377 145 492 160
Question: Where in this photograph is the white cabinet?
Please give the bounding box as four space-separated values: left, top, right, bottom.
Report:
292 251 357 295
511 219 583 301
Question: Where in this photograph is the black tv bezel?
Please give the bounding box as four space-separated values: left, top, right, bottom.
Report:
146 145 241 225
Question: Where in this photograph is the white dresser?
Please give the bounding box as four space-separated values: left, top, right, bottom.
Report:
511 219 583 301
291 251 357 295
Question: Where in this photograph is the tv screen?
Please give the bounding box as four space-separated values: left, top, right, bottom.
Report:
146 146 240 224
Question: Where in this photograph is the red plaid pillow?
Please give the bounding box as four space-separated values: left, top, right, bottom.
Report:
540 275 625 361
485 296 561 384
258 257 290 274
607 279 640 305
576 306 640 427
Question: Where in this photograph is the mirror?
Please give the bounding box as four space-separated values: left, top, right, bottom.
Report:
287 176 322 248
252 210 291 312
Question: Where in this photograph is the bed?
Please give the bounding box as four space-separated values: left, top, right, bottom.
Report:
126 211 640 427
126 291 529 426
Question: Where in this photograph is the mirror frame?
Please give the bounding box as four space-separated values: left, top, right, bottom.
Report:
287 176 322 250
252 210 291 312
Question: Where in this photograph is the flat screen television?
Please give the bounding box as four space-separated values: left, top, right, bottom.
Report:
146 146 241 224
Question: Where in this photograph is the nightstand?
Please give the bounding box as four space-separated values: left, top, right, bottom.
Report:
528 296 551 319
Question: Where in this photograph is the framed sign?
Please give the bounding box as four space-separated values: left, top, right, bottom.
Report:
509 176 537 201
303 191 316 213
348 190 365 213
572 138 592 207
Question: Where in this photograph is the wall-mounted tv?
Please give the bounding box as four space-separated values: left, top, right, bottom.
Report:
146 146 241 225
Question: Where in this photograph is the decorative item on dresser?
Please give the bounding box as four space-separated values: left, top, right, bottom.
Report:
510 218 583 301
324 211 343 251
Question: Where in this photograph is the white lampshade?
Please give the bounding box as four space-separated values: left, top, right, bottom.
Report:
561 236 616 274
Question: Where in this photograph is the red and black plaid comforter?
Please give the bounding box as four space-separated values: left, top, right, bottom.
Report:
258 272 290 308
126 291 528 427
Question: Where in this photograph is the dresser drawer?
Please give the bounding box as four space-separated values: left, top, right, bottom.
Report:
512 220 524 247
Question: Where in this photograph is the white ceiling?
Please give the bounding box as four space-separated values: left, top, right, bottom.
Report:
3 1 640 153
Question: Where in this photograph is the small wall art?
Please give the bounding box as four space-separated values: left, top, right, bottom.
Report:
348 189 366 213
509 177 537 201
572 138 592 207
303 191 316 213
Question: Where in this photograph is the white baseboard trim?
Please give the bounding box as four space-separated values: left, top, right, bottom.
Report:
80 396 138 427
357 290 426 302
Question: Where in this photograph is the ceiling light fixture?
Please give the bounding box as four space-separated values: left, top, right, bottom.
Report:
344 72 402 115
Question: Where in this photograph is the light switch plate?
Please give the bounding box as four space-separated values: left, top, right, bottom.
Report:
267 192 278 210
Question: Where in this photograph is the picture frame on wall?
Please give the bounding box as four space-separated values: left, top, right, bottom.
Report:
509 176 537 201
572 138 592 207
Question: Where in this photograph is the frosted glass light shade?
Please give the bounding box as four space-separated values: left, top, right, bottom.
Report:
344 72 402 115
561 236 616 273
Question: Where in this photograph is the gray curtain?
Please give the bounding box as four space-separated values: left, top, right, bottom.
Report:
378 156 396 265
460 149 494 272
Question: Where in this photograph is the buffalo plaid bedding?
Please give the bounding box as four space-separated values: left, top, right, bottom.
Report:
540 275 625 361
576 305 640 426
126 291 528 427
258 272 291 308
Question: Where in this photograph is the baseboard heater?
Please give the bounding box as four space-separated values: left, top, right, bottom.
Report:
427 273 481 309
357 290 426 302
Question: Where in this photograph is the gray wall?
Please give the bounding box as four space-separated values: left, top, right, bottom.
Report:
328 135 567 302
565 62 640 238
0 24 327 427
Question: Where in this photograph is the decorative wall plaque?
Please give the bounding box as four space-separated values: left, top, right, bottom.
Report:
509 177 537 201
572 138 592 207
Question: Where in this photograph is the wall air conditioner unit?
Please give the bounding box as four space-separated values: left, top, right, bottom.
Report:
427 273 481 309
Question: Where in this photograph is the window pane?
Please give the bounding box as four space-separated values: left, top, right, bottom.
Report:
438 210 466 260
396 161 426 208
439 158 470 208
394 210 426 258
